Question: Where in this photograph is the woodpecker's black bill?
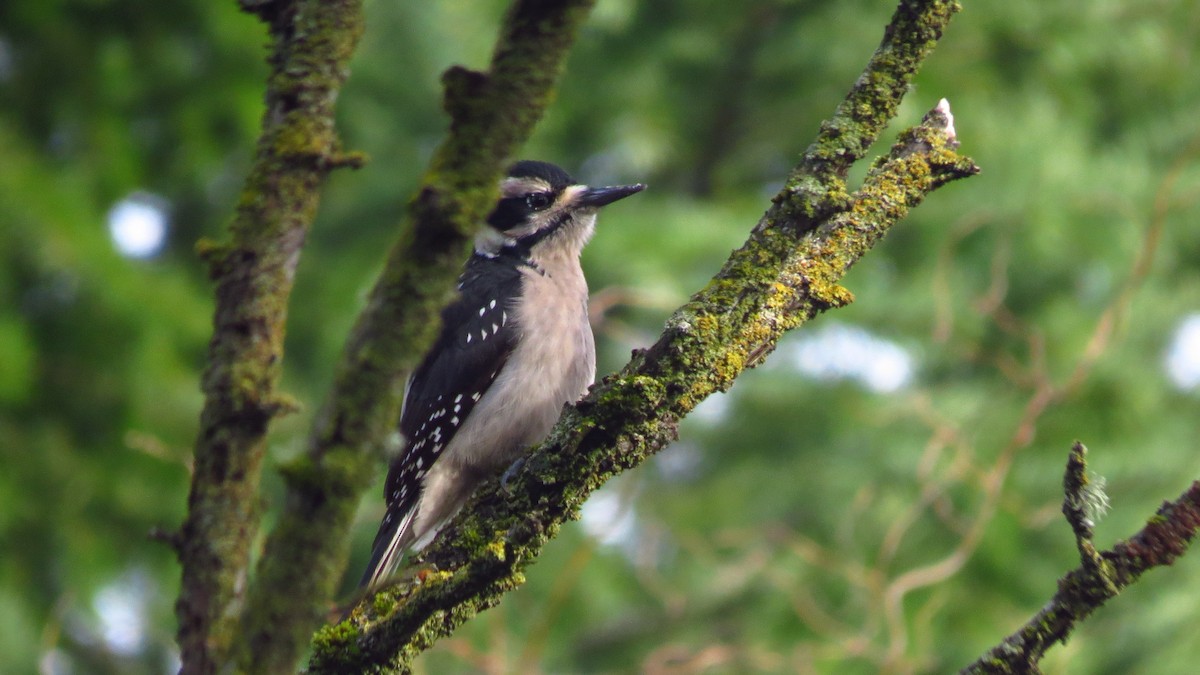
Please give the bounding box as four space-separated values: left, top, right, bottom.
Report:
577 183 646 208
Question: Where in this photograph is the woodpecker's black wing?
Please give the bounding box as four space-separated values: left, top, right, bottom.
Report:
360 252 525 587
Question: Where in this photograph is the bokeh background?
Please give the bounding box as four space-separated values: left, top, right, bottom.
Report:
3 1 1200 673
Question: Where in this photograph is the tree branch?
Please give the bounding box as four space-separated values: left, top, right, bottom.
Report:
311 0 975 664
961 445 1200 674
232 1 599 672
175 1 363 673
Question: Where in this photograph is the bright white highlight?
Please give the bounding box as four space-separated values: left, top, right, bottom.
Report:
108 193 168 259
1165 314 1200 390
654 441 703 483
782 322 914 393
580 488 637 548
690 391 730 425
93 572 150 655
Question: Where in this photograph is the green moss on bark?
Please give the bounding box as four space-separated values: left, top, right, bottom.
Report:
176 2 365 674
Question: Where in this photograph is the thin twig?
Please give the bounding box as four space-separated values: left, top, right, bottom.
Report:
961 448 1200 674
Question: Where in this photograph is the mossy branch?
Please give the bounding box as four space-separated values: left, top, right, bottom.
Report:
961 445 1200 675
311 0 975 666
231 1 599 673
175 1 364 673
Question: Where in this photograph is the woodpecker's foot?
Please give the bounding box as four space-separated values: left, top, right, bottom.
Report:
500 457 526 494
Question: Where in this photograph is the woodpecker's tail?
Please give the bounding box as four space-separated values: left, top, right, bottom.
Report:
359 506 418 589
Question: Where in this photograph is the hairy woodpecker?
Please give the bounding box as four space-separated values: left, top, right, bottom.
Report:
360 160 644 589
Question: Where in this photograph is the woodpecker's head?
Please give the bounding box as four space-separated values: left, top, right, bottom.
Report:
477 160 644 260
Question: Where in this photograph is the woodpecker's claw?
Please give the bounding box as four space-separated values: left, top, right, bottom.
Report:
500 457 527 494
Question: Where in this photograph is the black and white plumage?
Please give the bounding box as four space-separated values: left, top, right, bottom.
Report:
360 160 644 589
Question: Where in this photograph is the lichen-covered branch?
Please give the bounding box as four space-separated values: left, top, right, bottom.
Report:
314 82 975 675
175 1 363 673
770 0 963 236
232 1 599 673
961 447 1200 675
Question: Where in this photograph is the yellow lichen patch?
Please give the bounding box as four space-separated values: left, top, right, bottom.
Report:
692 312 722 336
418 569 454 586
739 309 781 350
485 540 507 562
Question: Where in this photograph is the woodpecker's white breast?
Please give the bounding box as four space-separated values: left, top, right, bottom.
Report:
438 245 595 474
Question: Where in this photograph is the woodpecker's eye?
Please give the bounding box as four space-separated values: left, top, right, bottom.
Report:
525 192 553 211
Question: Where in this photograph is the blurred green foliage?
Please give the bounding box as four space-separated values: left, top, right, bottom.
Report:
2 0 1200 673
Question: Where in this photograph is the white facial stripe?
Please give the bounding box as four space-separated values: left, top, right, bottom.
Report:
474 227 515 257
500 176 553 197
560 184 587 205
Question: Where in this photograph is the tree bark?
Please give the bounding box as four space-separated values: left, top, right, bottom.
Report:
175 1 364 672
